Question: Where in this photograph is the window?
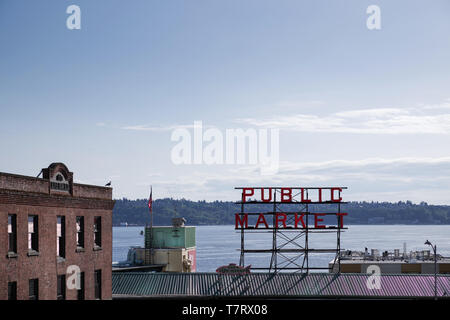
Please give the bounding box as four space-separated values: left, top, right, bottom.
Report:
94 217 101 248
57 275 66 300
29 279 38 300
8 215 17 253
76 216 84 248
94 270 102 300
50 173 69 192
77 272 85 300
28 215 38 252
57 216 65 258
8 282 17 300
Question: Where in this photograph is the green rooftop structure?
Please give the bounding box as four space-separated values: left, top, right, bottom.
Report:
145 225 196 249
110 218 198 272
137 218 197 272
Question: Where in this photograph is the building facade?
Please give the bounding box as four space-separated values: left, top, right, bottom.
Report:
0 163 115 300
330 249 450 274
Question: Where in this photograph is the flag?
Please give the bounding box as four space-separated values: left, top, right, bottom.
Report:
148 186 153 213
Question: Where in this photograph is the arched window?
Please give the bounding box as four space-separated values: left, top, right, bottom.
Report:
51 173 69 192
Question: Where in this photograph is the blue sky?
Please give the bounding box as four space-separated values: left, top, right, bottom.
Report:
1 0 450 203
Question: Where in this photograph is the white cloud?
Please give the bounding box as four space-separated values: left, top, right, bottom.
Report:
147 173 163 177
121 123 219 132
275 100 324 108
277 156 450 172
420 98 450 110
121 124 195 132
127 156 450 204
334 108 408 118
236 103 450 134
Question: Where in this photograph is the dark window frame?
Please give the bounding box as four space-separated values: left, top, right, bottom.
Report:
29 279 39 300
94 270 102 300
8 214 17 253
76 216 85 248
8 281 17 300
28 215 39 252
77 272 85 300
57 216 66 258
57 274 66 300
94 217 102 248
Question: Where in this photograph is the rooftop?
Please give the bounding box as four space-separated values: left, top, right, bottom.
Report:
0 162 112 200
112 272 450 299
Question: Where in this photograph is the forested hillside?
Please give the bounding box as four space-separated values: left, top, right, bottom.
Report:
113 198 450 226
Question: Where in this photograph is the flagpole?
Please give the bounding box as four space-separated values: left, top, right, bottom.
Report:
150 186 153 232
149 186 153 264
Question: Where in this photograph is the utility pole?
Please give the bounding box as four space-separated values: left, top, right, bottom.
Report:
148 186 153 264
425 240 437 299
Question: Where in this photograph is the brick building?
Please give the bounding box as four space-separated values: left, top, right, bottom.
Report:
0 163 115 300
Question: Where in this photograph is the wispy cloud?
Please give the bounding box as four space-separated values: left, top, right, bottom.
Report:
142 156 450 203
334 108 408 118
277 156 450 172
235 102 450 134
121 124 195 132
275 100 325 108
118 100 450 135
420 98 450 110
222 156 450 186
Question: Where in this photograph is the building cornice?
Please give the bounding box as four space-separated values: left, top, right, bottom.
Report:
0 188 115 210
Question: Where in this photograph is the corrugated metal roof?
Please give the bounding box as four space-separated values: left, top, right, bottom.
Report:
112 272 450 298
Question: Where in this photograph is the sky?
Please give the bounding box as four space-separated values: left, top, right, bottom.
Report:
1 0 450 204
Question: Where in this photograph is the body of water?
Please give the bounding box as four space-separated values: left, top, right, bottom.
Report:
113 225 450 272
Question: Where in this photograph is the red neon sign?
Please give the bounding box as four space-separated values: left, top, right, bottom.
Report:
240 187 344 203
236 187 347 230
235 212 347 229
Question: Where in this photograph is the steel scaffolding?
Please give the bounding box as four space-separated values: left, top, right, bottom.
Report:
235 187 347 273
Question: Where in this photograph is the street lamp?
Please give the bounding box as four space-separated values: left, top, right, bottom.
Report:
424 240 437 299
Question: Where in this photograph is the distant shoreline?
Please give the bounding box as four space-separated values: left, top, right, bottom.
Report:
113 199 450 226
113 223 450 227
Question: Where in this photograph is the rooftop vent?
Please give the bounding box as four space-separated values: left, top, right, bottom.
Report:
172 217 186 228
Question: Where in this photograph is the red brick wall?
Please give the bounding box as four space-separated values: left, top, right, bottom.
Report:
0 172 113 201
0 189 115 210
0 173 49 194
0 196 114 300
73 184 112 200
